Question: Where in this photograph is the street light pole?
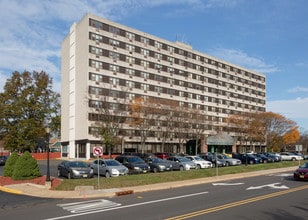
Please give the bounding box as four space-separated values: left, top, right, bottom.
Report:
46 127 51 182
245 135 248 166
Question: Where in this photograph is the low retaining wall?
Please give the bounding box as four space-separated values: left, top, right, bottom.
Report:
31 152 61 160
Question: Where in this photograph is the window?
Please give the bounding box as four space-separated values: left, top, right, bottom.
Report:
126 56 135 64
110 77 119 86
141 60 149 68
126 68 135 76
155 86 162 93
141 36 149 45
127 93 135 100
168 78 175 85
126 32 135 41
155 64 162 70
155 53 162 60
89 73 103 82
110 64 119 72
126 81 135 88
141 72 149 79
126 44 135 53
109 51 119 60
155 41 162 49
89 86 103 95
90 33 103 43
90 60 103 69
141 83 149 91
168 67 174 73
167 56 174 63
89 19 103 30
141 48 149 57
109 39 119 46
167 46 174 53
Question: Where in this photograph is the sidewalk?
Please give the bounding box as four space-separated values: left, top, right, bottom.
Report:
0 167 296 199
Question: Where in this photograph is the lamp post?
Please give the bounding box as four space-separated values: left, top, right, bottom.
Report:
245 135 248 166
45 127 51 182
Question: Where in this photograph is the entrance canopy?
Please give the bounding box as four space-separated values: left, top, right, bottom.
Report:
207 133 234 146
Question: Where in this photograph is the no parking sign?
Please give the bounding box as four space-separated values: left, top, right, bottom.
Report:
93 146 103 156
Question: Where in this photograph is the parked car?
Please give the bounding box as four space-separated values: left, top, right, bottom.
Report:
155 152 171 159
143 157 173 172
198 153 226 167
237 153 262 165
185 155 212 169
57 161 94 179
115 155 150 174
293 162 308 181
254 153 275 163
216 154 242 166
0 155 8 166
166 156 196 170
90 159 128 178
263 152 281 162
280 152 303 161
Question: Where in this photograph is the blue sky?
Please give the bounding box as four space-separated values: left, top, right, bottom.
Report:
0 0 307 130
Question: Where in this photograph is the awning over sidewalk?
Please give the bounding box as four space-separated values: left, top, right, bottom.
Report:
207 133 234 146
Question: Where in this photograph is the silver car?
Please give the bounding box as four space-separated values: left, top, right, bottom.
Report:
216 154 242 166
166 156 196 170
185 156 212 169
90 159 129 178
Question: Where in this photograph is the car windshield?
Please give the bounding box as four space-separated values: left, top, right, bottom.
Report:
178 157 190 162
128 157 144 163
301 163 308 168
68 161 88 168
219 155 231 159
152 157 164 163
105 160 121 166
193 156 203 161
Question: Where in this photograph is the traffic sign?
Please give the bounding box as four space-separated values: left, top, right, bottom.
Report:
93 146 103 156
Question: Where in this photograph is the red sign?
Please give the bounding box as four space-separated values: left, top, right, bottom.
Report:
93 146 103 156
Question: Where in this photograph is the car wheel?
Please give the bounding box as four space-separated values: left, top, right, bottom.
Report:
196 164 201 169
153 167 158 173
225 162 230 167
291 157 296 161
105 171 110 178
67 172 71 179
179 166 184 171
249 160 254 164
57 169 61 177
263 160 267 163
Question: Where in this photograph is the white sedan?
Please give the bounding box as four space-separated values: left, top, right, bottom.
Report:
185 156 213 169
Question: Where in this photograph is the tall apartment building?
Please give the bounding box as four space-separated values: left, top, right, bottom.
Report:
61 14 266 159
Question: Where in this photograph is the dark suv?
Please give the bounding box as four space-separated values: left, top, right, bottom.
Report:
115 155 150 174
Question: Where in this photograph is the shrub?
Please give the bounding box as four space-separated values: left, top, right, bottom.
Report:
3 152 19 177
12 151 41 180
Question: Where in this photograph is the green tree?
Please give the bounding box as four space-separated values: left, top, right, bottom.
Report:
0 70 60 152
12 151 41 180
3 152 19 177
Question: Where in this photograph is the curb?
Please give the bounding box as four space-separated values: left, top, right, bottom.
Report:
0 185 22 195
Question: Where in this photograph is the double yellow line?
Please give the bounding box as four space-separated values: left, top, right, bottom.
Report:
165 185 308 220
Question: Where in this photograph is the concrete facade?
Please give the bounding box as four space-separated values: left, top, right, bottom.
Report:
61 14 266 159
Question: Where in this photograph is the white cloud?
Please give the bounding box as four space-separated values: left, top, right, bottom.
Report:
267 97 308 121
208 48 279 74
288 86 308 93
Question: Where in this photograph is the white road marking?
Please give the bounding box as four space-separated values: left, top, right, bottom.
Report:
57 199 121 213
46 191 209 220
267 173 293 177
212 182 244 186
246 182 289 190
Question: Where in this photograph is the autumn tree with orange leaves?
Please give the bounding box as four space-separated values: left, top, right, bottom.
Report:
228 111 300 152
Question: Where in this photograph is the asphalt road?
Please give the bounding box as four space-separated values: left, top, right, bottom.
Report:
1 168 307 220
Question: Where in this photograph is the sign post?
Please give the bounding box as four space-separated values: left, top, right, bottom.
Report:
93 146 103 189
